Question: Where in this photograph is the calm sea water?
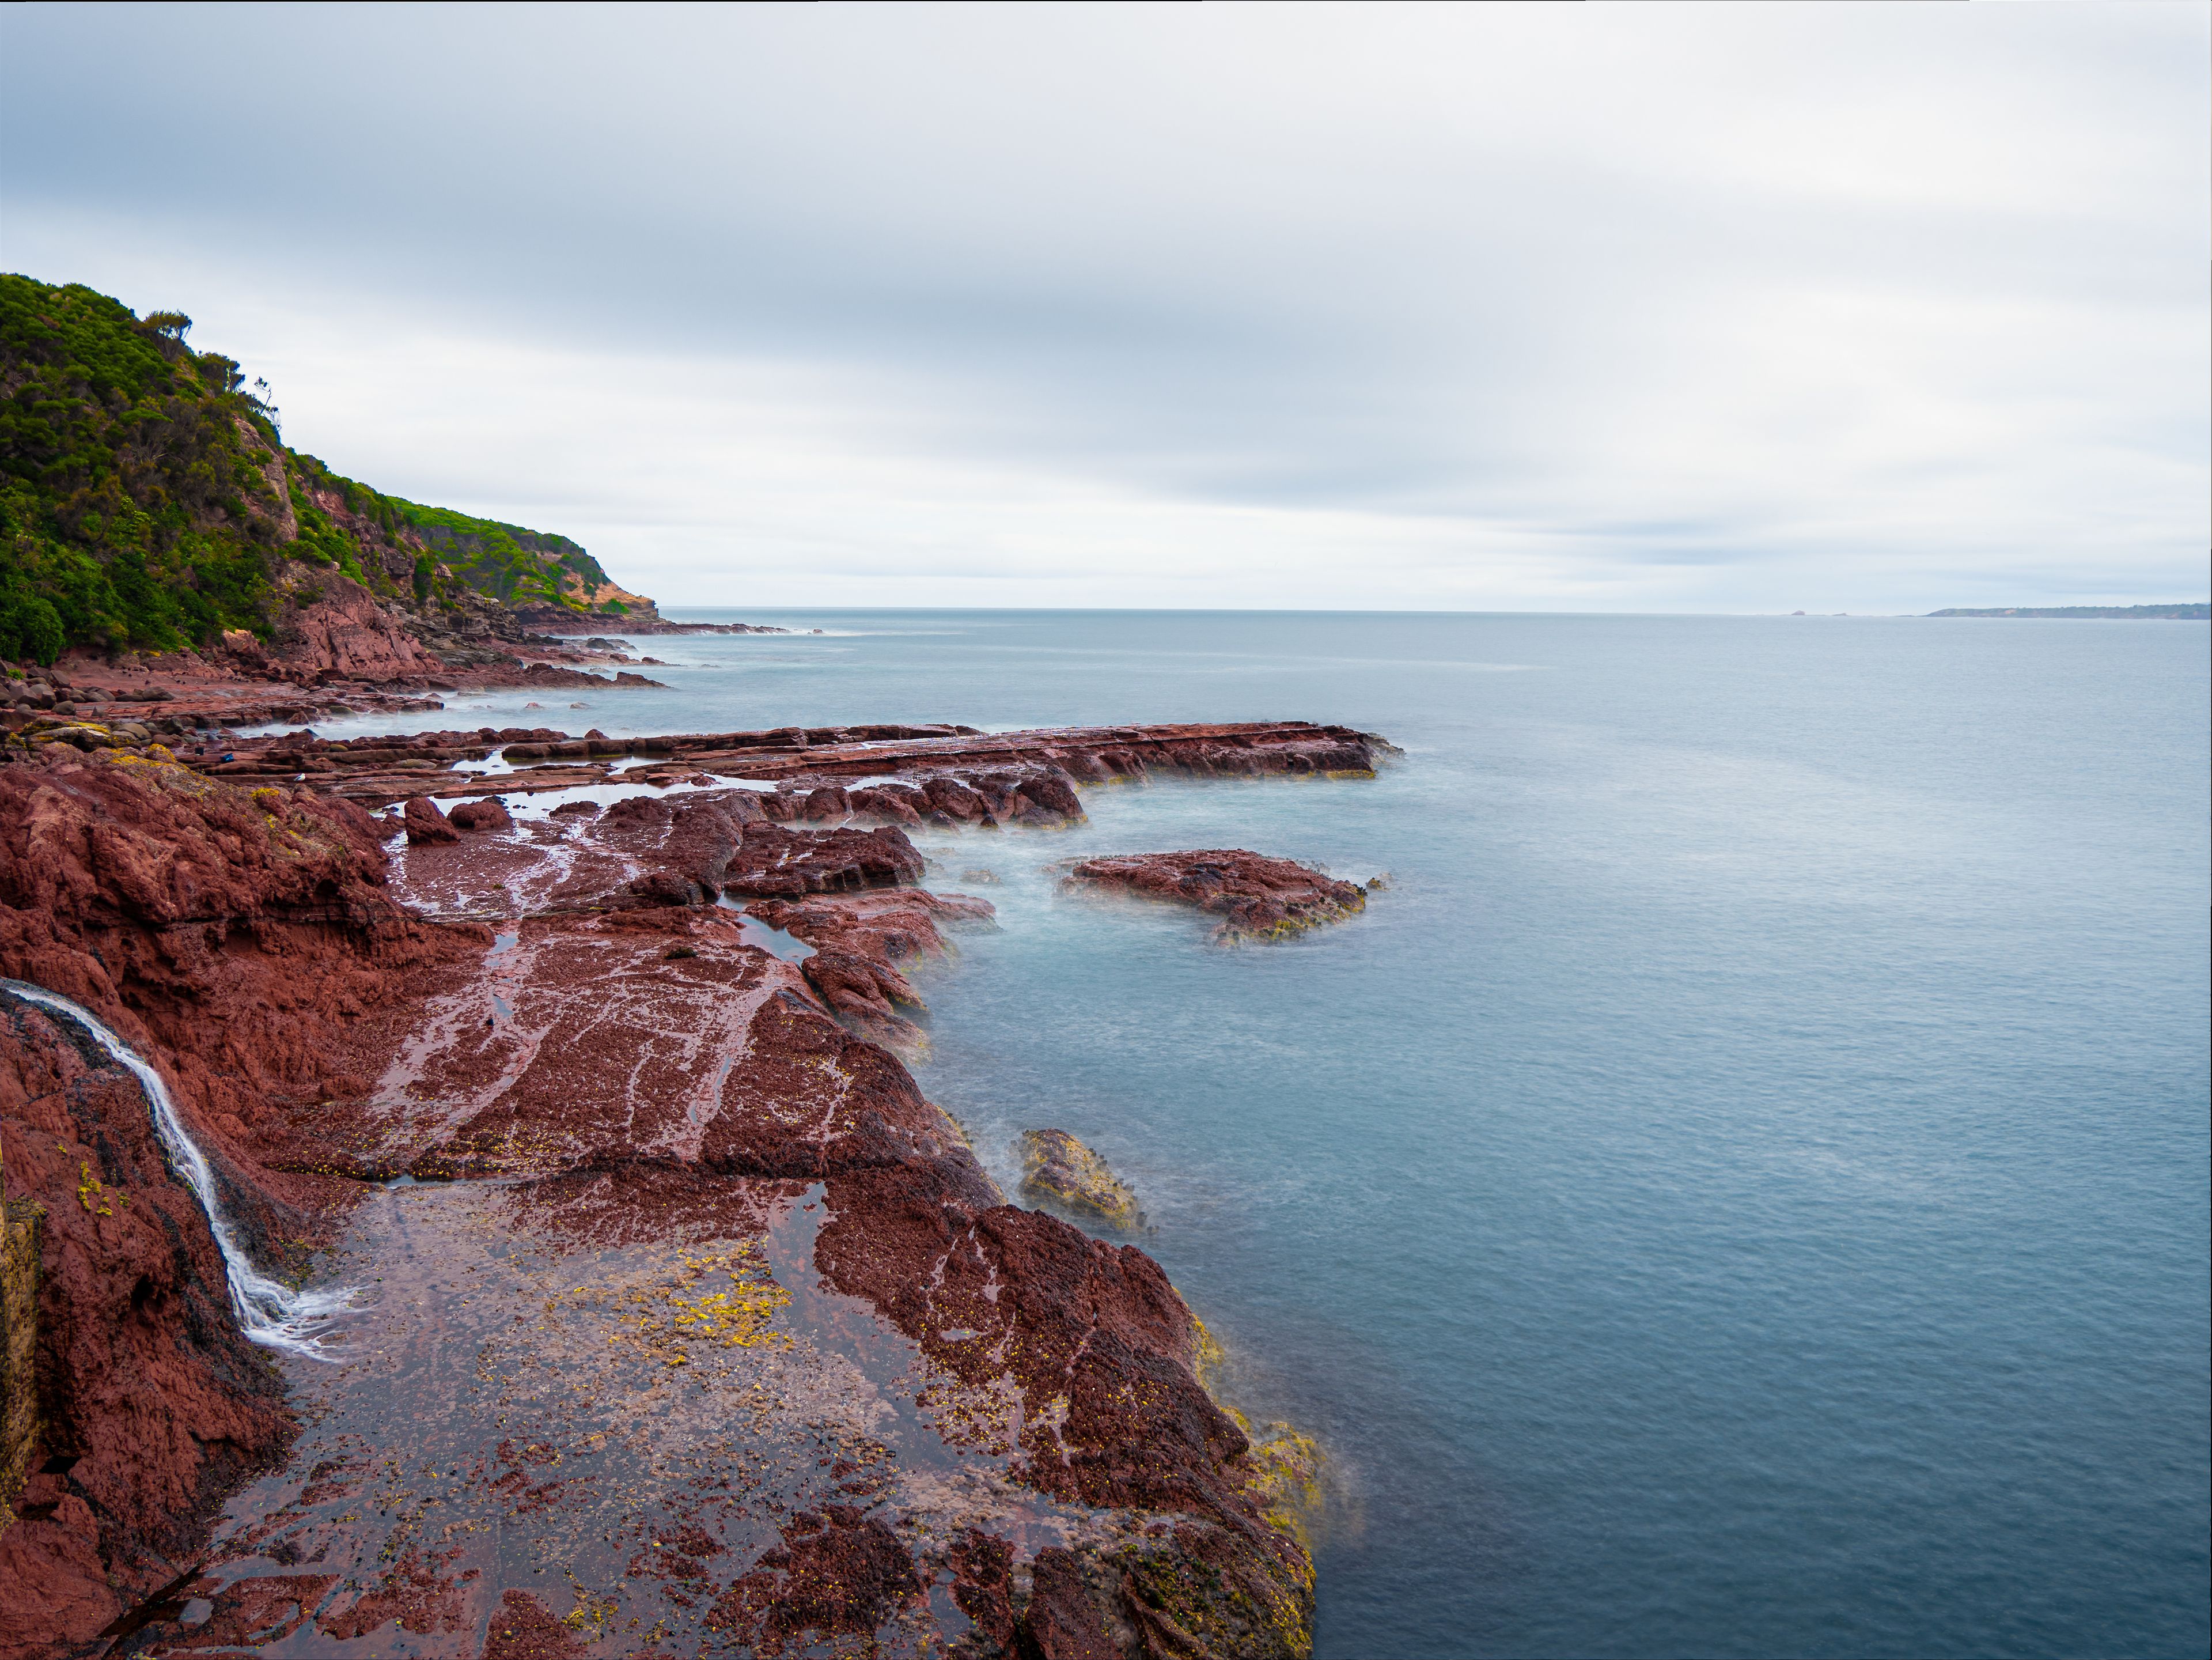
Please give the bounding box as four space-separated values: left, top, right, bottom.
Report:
281 611 2211 1659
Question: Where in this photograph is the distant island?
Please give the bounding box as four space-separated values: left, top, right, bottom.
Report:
1925 604 2209 619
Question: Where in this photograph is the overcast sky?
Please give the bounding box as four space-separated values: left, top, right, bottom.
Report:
3 3 2204 611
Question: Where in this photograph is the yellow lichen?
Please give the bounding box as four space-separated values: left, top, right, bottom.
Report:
76 1162 113 1217
1244 1423 1327 1551
1190 1317 1328 1555
577 1243 794 1364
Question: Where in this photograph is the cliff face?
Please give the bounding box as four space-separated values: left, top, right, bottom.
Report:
0 275 658 670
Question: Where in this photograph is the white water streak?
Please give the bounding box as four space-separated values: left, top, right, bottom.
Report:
1 980 353 1359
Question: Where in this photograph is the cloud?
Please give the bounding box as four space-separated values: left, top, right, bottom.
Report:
2 2 2203 610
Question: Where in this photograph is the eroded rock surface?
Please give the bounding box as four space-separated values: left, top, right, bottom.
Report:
1066 850 1369 943
744 888 997 1052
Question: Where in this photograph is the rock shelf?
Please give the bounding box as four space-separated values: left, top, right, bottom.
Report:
0 720 1382 1656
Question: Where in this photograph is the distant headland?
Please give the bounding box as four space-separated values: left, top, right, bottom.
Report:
1924 604 2209 620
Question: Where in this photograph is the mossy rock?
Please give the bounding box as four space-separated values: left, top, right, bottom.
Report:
1017 1128 1141 1229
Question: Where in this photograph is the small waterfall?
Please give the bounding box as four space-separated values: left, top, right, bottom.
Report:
1 979 352 1359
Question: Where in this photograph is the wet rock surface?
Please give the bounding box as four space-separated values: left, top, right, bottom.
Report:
0 727 1371 1657
0 747 476 1654
1065 850 1369 943
1020 1130 1143 1231
743 888 997 1053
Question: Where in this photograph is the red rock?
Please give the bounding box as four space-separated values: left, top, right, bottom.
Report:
922 774 992 823
1066 849 1368 942
0 734 1338 1658
161 1571 339 1650
801 784 850 821
721 821 923 898
949 1529 1018 1650
480 1589 589 1660
799 948 926 1041
0 747 476 1647
178 721 1389 827
404 793 461 843
744 887 994 1048
1021 1547 1122 1659
624 869 704 906
447 797 514 833
707 1506 924 1648
313 1545 471 1641
271 572 445 682
846 784 923 825
0 1487 118 1653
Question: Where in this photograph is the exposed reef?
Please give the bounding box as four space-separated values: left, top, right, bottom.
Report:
1020 1130 1142 1231
1065 850 1370 943
0 719 1385 1657
131 718 1388 810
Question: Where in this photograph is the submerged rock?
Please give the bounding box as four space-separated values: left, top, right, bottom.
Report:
1194 1319 1329 1554
1020 1128 1142 1229
1065 848 1368 943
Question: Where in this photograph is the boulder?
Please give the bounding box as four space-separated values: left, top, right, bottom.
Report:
403 794 460 844
1019 1129 1142 1229
447 797 514 833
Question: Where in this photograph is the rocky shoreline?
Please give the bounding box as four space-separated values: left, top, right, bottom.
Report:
0 704 1389 1658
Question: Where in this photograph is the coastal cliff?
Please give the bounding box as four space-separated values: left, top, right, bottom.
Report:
0 720 1388 1657
0 275 666 676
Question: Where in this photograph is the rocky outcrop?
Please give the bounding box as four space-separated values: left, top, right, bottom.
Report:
269 572 445 682
1066 849 1369 943
402 793 459 844
0 1152 37 1526
445 797 513 833
0 997 288 1653
745 887 996 1050
721 820 926 898
1020 1129 1142 1230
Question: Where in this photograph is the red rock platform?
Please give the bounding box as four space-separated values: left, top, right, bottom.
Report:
0 722 1380 1657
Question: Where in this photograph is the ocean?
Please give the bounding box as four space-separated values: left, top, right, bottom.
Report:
269 610 2211 1659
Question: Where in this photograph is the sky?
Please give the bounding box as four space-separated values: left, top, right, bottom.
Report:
2 2 2205 613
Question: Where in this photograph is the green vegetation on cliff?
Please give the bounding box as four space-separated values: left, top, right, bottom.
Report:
388 499 627 615
0 273 647 664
